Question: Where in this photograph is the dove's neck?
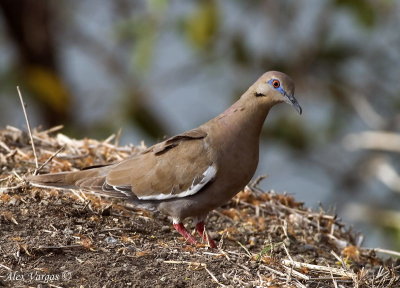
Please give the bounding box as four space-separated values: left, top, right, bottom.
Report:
212 93 273 142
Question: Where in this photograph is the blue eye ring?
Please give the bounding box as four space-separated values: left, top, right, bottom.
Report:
272 79 280 88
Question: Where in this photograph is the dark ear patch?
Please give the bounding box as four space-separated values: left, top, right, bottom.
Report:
255 92 265 97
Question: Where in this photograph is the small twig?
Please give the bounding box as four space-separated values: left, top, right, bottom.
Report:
309 277 353 281
37 125 64 135
261 264 286 277
1 183 25 193
6 125 21 132
17 86 39 171
12 170 24 182
281 259 356 278
103 133 116 144
164 260 204 266
48 284 64 288
293 279 308 288
252 174 268 187
204 266 226 287
331 250 347 269
32 135 55 146
35 145 66 174
329 264 339 288
115 128 122 146
236 241 252 258
0 263 12 271
282 265 310 280
70 189 88 202
282 243 293 262
36 245 82 250
257 270 264 286
202 251 224 257
100 227 133 233
0 140 11 152
365 247 400 258
281 221 289 238
217 249 230 261
246 175 268 194
0 176 11 183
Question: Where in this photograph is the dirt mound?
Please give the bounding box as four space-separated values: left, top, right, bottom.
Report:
0 126 399 287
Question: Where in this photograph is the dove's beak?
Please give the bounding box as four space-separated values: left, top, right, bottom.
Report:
284 92 302 115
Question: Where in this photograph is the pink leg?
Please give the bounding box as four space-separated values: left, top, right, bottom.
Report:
195 221 217 248
173 223 197 245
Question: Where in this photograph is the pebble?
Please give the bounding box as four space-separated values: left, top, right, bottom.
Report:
161 225 170 232
105 236 118 244
63 228 73 235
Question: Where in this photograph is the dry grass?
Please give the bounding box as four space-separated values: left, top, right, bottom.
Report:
0 125 399 287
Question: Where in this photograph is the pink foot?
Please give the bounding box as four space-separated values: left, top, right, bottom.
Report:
173 223 197 245
195 221 217 248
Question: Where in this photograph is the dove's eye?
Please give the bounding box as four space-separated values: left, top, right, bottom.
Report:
272 80 280 88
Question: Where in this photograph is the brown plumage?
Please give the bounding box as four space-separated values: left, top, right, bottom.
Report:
28 71 302 248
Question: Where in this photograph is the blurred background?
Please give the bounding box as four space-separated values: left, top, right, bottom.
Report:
1 0 399 250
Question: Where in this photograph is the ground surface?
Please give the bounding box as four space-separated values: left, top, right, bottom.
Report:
0 126 399 288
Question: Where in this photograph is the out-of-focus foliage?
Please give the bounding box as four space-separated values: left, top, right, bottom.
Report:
25 66 70 115
116 1 167 72
184 0 219 50
335 0 376 27
0 0 71 126
263 117 311 152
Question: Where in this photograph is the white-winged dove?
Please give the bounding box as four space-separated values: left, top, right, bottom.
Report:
28 71 301 248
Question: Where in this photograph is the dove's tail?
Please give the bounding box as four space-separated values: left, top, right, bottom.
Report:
27 165 110 191
27 165 159 211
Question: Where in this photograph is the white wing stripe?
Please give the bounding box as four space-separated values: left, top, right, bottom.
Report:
102 182 132 197
112 185 132 197
138 165 217 201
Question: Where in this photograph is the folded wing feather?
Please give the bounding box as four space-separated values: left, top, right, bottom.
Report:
104 128 216 200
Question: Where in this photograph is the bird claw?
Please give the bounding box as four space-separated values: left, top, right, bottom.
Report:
195 221 217 249
173 223 197 244
172 222 217 248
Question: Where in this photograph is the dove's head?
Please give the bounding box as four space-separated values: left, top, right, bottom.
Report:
253 71 302 114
